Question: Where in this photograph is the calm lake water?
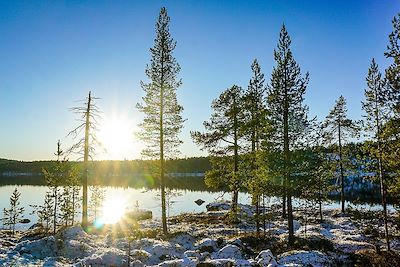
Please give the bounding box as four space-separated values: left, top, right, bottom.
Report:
0 183 393 230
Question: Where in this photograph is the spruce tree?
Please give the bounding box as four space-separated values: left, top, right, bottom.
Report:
322 95 359 213
266 24 310 245
362 58 391 250
136 7 184 234
2 188 24 235
192 85 244 213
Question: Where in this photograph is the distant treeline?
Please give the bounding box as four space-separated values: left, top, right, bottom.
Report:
0 157 212 189
0 157 210 176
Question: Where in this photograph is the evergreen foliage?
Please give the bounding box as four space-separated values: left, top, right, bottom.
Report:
192 85 244 212
2 188 24 235
136 7 184 234
266 24 310 245
362 58 392 250
322 95 359 213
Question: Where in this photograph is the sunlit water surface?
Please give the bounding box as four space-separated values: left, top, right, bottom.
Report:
0 185 393 230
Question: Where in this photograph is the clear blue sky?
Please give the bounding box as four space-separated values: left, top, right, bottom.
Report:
0 0 398 161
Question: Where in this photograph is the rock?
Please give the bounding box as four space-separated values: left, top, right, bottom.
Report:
255 250 277 267
131 249 151 262
278 250 332 266
213 244 242 260
80 248 127 267
28 223 43 230
196 238 218 253
170 233 196 250
195 199 206 206
19 219 31 224
184 250 200 258
158 257 198 266
15 236 57 259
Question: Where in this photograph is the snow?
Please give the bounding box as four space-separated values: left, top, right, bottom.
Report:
1 202 399 266
278 250 331 266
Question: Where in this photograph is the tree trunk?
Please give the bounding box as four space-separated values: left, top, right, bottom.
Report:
82 91 91 229
232 95 239 213
283 90 294 245
338 121 345 213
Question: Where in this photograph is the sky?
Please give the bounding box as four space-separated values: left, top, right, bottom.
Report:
0 0 399 161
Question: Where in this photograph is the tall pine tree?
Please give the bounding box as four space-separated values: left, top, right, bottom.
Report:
322 95 359 213
266 24 310 245
362 58 391 250
137 7 184 234
243 59 266 234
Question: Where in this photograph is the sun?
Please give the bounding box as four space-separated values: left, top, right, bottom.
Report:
100 194 127 224
98 115 137 159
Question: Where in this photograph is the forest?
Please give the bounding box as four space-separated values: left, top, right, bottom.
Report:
1 5 400 267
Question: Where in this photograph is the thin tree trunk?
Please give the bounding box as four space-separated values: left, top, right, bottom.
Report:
338 121 345 213
232 95 239 213
375 96 390 250
82 91 91 228
160 49 167 234
283 90 294 245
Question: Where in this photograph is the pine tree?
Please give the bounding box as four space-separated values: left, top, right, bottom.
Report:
3 188 24 235
89 184 105 222
384 13 400 196
362 58 392 250
266 24 310 245
192 85 244 213
136 7 184 234
322 96 359 213
243 59 266 234
385 13 400 111
43 141 64 234
68 91 101 228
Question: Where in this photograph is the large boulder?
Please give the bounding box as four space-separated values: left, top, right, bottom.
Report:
278 250 332 266
255 250 277 267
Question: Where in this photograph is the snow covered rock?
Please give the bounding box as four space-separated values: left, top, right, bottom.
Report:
131 249 151 262
15 236 57 259
169 233 196 250
158 257 198 266
278 250 331 267
78 248 127 267
255 249 277 266
213 244 242 260
196 238 218 253
184 250 201 258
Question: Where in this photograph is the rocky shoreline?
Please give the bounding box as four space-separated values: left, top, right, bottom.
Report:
1 201 400 266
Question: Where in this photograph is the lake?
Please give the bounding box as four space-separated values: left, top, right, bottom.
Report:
0 178 393 230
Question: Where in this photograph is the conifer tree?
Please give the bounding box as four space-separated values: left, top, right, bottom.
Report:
43 140 65 234
322 96 359 213
68 91 101 228
136 7 184 234
266 24 310 245
384 14 400 192
2 188 24 235
30 192 54 233
89 184 105 222
192 85 244 213
385 14 400 110
243 59 266 234
362 58 391 250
